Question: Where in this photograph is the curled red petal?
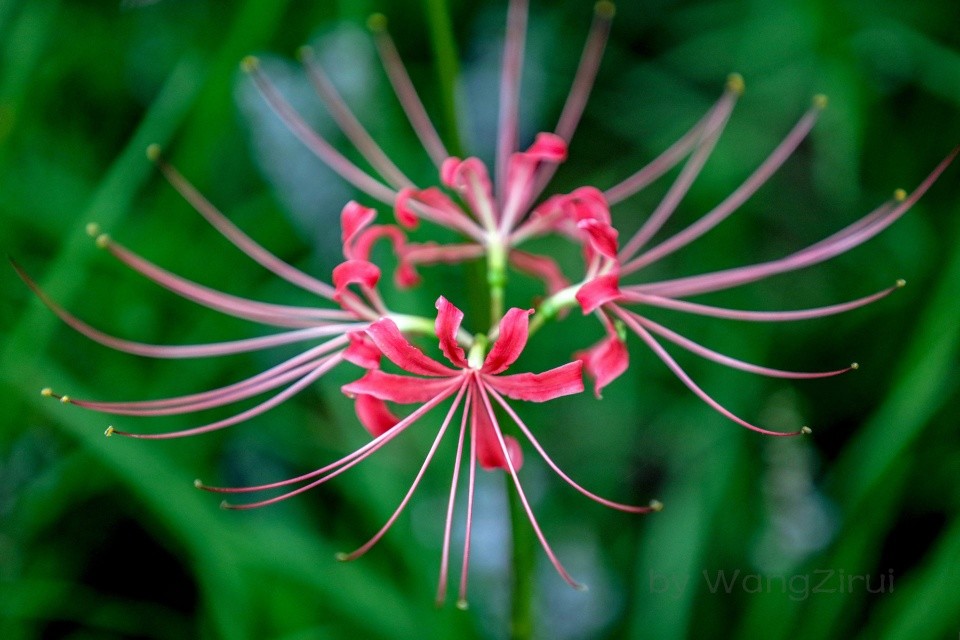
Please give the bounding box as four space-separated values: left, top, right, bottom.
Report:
341 201 377 256
576 273 622 314
577 219 619 259
435 296 469 368
342 369 458 403
526 132 567 162
472 392 524 472
394 187 420 229
332 259 381 299
366 317 458 376
575 335 628 398
353 394 400 437
484 361 584 402
343 331 381 369
482 307 534 374
440 156 462 188
563 186 610 224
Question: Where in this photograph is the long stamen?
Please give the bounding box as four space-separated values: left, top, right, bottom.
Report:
241 56 396 205
628 312 856 379
205 383 460 498
496 0 529 203
637 148 957 299
299 46 415 190
369 14 449 167
618 81 740 262
106 238 354 325
457 388 480 609
622 96 827 275
613 306 810 437
337 381 469 562
486 386 659 512
109 353 344 439
149 147 346 302
15 261 355 359
49 338 348 415
525 1 615 208
476 382 586 590
69 355 337 417
436 387 472 606
622 281 904 322
604 75 745 205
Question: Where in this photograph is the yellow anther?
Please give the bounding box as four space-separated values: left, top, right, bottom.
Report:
812 94 828 109
896 278 906 288
59 395 71 404
595 1 616 19
193 479 203 488
40 387 53 397
456 599 469 611
240 55 260 73
95 234 110 249
367 13 387 32
104 425 115 437
85 222 100 237
800 426 813 435
726 73 745 96
335 552 349 562
649 499 665 512
145 144 162 162
850 362 860 370
296 45 313 61
893 188 907 202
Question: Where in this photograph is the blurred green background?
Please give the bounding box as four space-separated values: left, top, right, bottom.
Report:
2 0 959 638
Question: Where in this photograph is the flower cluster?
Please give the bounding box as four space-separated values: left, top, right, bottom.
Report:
21 0 954 607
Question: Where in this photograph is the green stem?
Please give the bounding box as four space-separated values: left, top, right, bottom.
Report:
507 476 536 640
423 0 463 156
487 239 507 327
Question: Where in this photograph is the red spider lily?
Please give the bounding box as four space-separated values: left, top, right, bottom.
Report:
16 152 435 440
200 297 657 606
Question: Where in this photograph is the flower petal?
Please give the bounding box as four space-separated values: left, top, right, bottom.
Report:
577 218 619 259
482 307 534 374
435 297 469 367
353 394 400 437
575 335 628 398
332 259 381 299
393 187 421 229
366 317 459 376
576 273 622 314
485 361 584 402
343 331 381 369
343 369 459 403
341 201 377 256
525 132 568 163
472 392 524 471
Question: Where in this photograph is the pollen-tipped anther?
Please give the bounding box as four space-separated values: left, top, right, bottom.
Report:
812 94 828 109
896 278 906 288
893 188 907 202
95 234 111 249
455 599 469 611
594 1 616 18
40 387 53 397
85 222 101 238
726 73 745 96
850 362 860 370
334 552 350 562
59 395 71 404
240 55 260 73
104 425 115 437
367 13 387 32
219 500 229 509
649 499 664 512
193 479 203 489
295 45 313 62
145 143 162 162
800 426 813 435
